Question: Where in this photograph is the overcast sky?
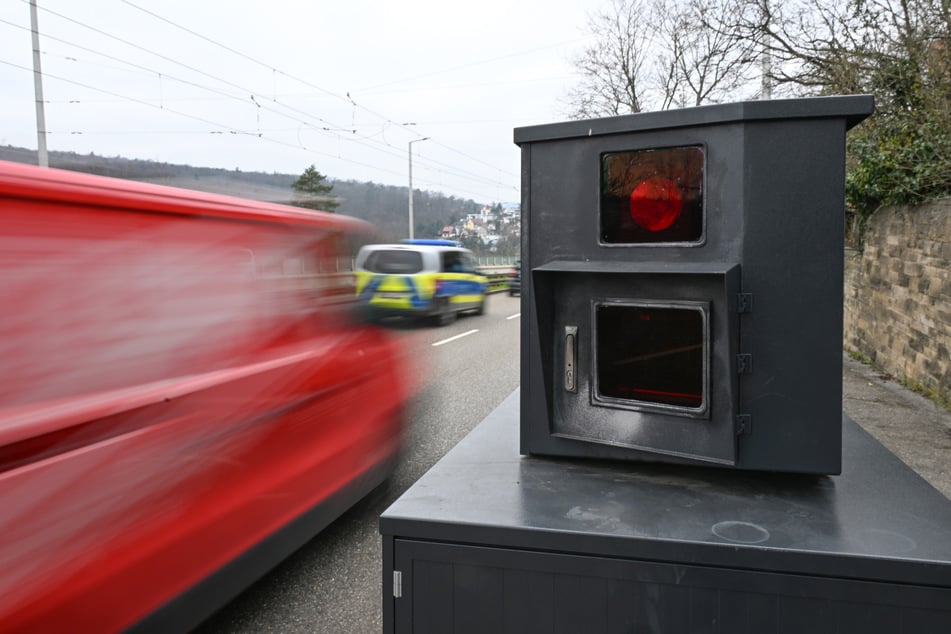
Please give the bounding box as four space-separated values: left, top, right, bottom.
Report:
1 0 604 203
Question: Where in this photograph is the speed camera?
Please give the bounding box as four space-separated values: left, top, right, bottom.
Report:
515 95 873 474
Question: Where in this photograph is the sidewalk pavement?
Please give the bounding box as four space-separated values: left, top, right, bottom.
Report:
842 353 951 500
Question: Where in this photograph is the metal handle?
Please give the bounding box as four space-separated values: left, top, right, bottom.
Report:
564 325 578 392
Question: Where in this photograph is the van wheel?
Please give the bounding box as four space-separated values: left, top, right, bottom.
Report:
432 299 456 326
473 296 485 316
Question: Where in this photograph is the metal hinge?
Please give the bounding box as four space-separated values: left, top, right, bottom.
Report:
736 414 752 436
736 353 753 374
393 570 402 598
737 293 754 314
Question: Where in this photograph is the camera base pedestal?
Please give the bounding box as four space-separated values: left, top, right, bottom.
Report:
381 390 951 633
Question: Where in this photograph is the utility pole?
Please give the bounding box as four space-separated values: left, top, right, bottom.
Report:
761 48 772 99
760 2 772 100
407 137 429 239
30 0 49 167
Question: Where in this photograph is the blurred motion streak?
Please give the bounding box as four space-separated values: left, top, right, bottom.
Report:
0 160 415 632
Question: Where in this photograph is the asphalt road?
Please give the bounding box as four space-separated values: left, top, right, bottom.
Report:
195 293 522 633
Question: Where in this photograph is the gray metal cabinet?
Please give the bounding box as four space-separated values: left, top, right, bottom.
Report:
388 540 948 633
382 391 951 633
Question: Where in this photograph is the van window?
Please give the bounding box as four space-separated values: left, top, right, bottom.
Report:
442 251 466 273
364 249 425 274
465 252 479 272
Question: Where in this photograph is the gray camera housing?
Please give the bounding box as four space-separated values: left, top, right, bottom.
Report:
516 96 873 474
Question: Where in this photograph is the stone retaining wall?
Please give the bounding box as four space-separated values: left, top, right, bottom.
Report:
844 200 951 403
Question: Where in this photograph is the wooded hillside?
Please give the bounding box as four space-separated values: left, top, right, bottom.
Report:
0 146 485 243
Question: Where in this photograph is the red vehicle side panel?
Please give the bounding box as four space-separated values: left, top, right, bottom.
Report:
0 161 412 632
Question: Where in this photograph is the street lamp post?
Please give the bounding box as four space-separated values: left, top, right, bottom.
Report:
408 137 429 239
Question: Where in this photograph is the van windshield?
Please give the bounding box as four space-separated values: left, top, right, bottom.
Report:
363 249 425 274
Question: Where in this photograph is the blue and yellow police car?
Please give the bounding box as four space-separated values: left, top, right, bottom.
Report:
355 239 488 326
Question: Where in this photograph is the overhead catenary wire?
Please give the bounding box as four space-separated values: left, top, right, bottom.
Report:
0 19 407 171
8 0 524 200
118 1 521 182
2 62 502 201
4 8 357 136
118 0 520 186
2 16 509 198
0 57 406 180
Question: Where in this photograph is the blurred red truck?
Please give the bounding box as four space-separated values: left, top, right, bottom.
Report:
0 160 412 632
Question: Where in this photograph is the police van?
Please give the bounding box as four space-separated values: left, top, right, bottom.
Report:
355 239 488 326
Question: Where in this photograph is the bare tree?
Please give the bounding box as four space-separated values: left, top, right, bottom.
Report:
733 0 878 95
563 0 951 220
564 0 760 118
735 0 951 103
731 0 951 222
654 0 760 108
568 0 950 114
564 0 656 118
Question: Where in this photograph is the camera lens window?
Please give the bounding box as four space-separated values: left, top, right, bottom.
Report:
601 146 703 244
595 302 706 410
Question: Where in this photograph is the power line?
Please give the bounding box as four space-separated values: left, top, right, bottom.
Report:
11 6 351 134
118 0 520 183
1 15 406 164
3 12 438 180
10 0 521 199
0 58 405 180
121 0 347 104
3 56 505 200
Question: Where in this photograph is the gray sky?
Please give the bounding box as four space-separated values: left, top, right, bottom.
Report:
1 0 602 203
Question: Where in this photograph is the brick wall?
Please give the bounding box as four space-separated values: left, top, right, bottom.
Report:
844 200 951 402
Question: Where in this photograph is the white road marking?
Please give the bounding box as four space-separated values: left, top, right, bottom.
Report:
506 313 520 320
432 329 479 347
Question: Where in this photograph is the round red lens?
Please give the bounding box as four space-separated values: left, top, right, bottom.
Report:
629 177 683 232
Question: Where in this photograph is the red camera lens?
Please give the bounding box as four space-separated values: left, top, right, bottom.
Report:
601 146 703 244
629 177 683 232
